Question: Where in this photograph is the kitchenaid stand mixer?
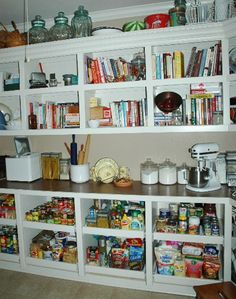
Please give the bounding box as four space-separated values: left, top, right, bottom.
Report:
186 143 221 192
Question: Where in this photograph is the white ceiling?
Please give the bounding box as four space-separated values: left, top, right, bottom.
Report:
0 0 161 26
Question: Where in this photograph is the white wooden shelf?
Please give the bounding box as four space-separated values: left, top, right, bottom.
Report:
85 264 145 280
153 232 224 244
25 256 78 272
0 218 17 226
0 253 19 263
23 221 76 234
83 226 145 238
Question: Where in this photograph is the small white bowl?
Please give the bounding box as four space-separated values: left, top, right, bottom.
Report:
88 119 99 128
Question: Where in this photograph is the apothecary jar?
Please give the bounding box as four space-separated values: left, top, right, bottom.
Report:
49 12 73 41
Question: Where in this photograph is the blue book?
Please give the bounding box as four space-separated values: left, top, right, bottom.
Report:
199 48 207 77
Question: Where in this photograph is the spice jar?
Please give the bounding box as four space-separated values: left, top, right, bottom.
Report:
140 158 158 184
71 5 92 38
159 158 177 185
29 15 49 44
49 12 73 41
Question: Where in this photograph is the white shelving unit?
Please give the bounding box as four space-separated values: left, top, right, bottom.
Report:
0 19 235 135
0 182 234 296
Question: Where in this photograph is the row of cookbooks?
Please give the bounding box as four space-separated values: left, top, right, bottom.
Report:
86 56 137 84
152 41 222 80
109 98 147 127
186 82 223 126
29 101 80 129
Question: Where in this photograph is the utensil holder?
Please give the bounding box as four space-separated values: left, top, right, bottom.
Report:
70 163 90 183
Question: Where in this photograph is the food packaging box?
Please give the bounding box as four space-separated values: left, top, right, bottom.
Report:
32 230 55 247
5 152 41 182
4 77 20 91
90 106 104 119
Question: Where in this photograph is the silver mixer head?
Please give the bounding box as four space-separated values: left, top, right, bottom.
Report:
189 143 219 160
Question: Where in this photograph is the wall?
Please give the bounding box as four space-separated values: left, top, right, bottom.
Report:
1 132 236 180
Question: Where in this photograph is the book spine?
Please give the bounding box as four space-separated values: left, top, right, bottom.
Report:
90 59 99 84
152 54 156 79
198 48 207 77
173 51 184 78
186 46 197 77
203 47 213 77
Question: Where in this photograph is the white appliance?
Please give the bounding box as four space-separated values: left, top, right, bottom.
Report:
186 143 221 192
5 153 41 182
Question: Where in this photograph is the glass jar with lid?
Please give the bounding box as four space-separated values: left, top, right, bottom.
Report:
140 158 158 184
159 158 177 185
29 15 49 44
131 53 146 80
71 5 92 38
49 12 73 41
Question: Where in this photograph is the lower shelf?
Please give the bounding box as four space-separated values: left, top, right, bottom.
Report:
153 273 222 287
0 252 19 263
85 264 145 280
25 256 78 272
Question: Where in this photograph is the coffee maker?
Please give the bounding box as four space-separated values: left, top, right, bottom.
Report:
186 143 221 192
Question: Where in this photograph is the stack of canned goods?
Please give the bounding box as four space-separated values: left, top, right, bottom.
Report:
155 203 220 236
0 225 18 254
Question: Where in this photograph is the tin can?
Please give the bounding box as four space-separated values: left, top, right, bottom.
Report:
188 216 200 235
160 208 170 218
178 220 188 233
178 204 188 221
211 220 220 236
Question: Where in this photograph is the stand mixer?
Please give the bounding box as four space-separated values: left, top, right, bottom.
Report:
186 143 221 192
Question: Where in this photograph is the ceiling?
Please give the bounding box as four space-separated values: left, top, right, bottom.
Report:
0 0 160 26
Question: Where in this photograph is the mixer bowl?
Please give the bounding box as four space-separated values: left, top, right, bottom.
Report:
188 167 209 188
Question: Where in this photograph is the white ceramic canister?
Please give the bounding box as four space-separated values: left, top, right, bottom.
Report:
159 158 177 185
177 163 189 185
140 158 158 184
70 163 90 183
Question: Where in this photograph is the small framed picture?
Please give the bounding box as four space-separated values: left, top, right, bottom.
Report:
14 137 31 156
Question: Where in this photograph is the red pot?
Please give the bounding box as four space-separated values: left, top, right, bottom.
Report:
144 14 170 29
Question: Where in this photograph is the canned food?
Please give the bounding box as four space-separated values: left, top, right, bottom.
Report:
160 208 170 218
178 220 188 233
178 204 188 221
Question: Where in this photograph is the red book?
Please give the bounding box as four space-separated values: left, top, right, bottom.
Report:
90 59 99 84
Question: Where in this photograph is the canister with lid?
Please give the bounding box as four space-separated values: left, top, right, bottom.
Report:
177 163 189 184
140 158 158 184
159 158 177 185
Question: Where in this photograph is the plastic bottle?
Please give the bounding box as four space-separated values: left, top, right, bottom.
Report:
130 211 142 230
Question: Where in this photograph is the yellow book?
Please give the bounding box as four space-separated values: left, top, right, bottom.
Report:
173 51 184 78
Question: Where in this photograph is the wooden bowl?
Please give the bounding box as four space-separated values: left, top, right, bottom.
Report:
114 179 133 187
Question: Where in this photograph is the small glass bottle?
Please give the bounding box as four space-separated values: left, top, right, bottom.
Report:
49 12 73 41
28 102 37 129
29 15 49 44
71 5 92 38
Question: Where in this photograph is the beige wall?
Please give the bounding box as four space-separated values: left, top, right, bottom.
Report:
1 132 235 180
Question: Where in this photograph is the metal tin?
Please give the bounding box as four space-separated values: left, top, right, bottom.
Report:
160 208 170 218
178 220 188 233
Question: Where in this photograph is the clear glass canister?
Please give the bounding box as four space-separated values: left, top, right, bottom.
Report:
71 5 92 38
49 12 73 41
159 158 177 185
140 158 158 184
177 163 189 185
29 15 49 44
131 53 146 80
59 158 70 180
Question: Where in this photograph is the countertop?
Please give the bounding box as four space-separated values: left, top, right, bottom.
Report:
0 179 233 198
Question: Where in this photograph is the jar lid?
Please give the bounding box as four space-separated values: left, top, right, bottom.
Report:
54 12 69 24
141 158 157 169
159 158 176 169
31 15 46 27
74 5 88 17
